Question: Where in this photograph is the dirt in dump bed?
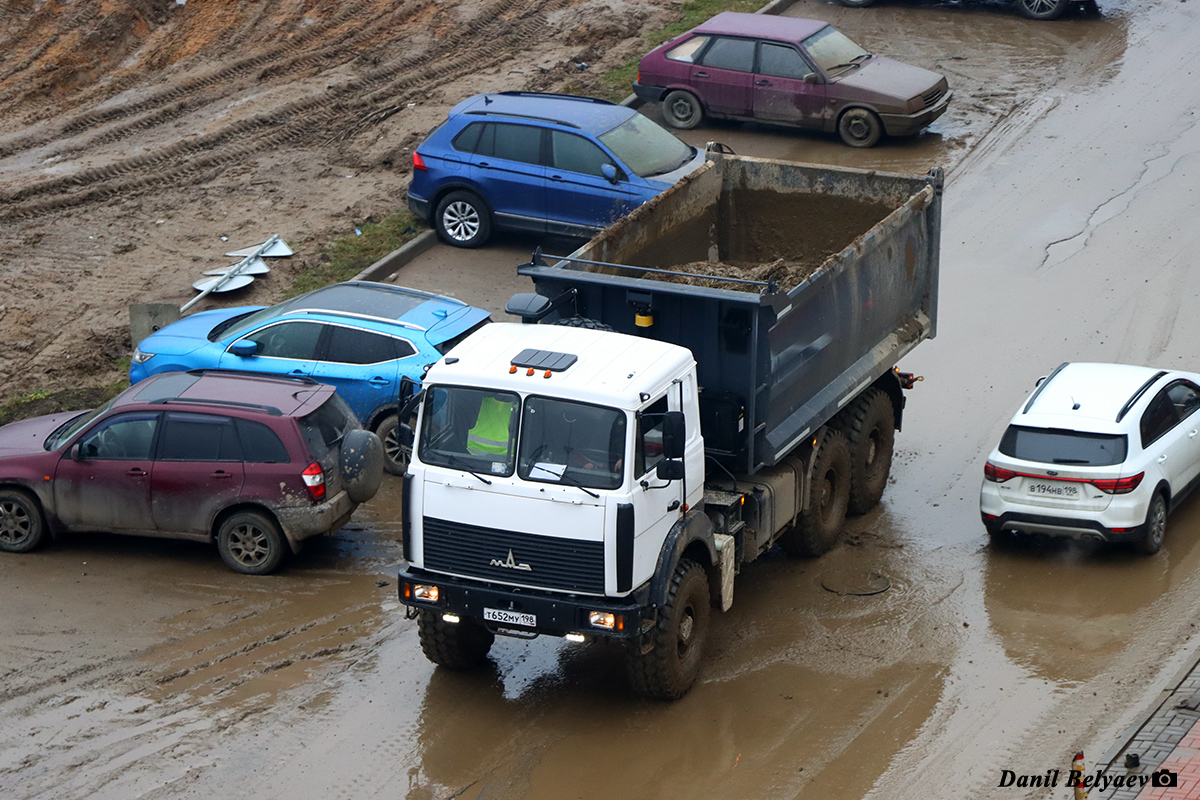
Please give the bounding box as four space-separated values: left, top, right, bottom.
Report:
666 257 827 291
658 190 896 290
721 189 897 265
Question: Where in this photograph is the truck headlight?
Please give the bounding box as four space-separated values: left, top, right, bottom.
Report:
588 611 622 631
131 348 156 365
404 583 439 602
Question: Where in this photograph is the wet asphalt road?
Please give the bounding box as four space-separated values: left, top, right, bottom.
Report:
3 0 1200 797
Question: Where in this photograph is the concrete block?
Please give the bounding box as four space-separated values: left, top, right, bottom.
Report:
130 303 181 348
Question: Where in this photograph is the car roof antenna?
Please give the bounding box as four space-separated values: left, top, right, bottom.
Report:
1071 397 1081 410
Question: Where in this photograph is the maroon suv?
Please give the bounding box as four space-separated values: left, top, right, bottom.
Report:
633 12 951 148
0 371 383 574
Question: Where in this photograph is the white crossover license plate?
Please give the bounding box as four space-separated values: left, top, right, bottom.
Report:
1027 482 1080 499
484 607 536 628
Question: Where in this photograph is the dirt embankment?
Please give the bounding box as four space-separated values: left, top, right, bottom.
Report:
0 0 678 405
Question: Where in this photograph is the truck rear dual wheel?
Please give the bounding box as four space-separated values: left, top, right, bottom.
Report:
841 389 895 515
779 430 851 557
626 558 710 700
417 609 495 668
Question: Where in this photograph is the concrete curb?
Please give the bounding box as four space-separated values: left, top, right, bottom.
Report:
1099 643 1200 770
363 0 800 285
352 228 438 282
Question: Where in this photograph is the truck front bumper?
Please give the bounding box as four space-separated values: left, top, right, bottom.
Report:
398 567 650 640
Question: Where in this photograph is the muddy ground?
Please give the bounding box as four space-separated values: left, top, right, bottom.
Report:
5 0 1200 798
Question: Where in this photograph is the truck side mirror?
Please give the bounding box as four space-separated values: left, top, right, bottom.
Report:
662 411 685 459
398 376 423 420
229 340 258 357
656 459 684 481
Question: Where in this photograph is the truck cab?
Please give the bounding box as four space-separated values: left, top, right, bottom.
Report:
400 323 725 697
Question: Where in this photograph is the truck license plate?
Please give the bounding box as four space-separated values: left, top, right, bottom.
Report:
484 607 536 628
1027 482 1079 499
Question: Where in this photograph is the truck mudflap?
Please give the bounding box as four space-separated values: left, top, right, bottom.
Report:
398 567 651 640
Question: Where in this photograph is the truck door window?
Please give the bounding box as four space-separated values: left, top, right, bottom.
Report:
419 386 519 476
517 397 625 490
636 396 669 477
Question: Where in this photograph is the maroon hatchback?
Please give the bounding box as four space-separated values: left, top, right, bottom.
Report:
633 12 950 148
0 371 383 574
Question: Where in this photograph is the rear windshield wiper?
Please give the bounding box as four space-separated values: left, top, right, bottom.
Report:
1052 458 1092 464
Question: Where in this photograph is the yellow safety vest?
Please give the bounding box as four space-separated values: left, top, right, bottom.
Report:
467 397 513 456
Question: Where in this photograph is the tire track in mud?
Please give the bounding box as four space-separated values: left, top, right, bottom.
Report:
0 0 570 223
0 0 419 149
0 580 391 800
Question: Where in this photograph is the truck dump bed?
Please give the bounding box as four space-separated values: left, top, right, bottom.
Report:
518 153 942 475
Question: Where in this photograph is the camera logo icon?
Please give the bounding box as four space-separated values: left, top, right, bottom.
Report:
1151 769 1179 788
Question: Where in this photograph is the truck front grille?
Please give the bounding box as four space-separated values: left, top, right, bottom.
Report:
422 517 604 594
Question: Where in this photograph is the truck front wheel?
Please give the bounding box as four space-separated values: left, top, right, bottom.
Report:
417 610 494 668
779 430 851 557
841 389 895 515
626 558 710 700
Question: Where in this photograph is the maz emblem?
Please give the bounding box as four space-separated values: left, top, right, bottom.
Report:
491 549 532 571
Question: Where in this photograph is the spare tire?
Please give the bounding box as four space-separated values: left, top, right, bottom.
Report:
340 429 384 504
554 316 614 332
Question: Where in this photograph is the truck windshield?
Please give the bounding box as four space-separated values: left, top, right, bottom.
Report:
418 386 520 477
518 396 626 491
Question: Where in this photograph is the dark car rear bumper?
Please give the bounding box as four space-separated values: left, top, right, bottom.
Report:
277 489 355 546
398 566 649 640
632 80 666 105
983 510 1146 543
879 90 953 136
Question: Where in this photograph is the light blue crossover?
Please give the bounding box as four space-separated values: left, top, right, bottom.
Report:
130 281 490 474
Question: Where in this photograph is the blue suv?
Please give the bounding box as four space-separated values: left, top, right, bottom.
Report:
130 281 490 474
407 92 708 247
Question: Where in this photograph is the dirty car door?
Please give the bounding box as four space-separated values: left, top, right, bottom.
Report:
54 412 160 533
151 412 245 535
753 41 827 128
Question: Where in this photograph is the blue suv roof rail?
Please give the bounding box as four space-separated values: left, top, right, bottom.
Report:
461 109 581 129
290 308 428 332
494 91 616 106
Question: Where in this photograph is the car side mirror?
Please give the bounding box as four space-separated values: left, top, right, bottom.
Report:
230 340 258 357
1035 375 1047 386
656 459 685 481
601 163 619 185
71 443 84 461
803 72 819 85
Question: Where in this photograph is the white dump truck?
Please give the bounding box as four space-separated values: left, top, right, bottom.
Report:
397 153 943 698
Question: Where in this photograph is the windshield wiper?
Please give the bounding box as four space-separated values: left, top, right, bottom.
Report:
446 454 493 485
1052 458 1092 465
557 471 600 499
829 55 870 73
